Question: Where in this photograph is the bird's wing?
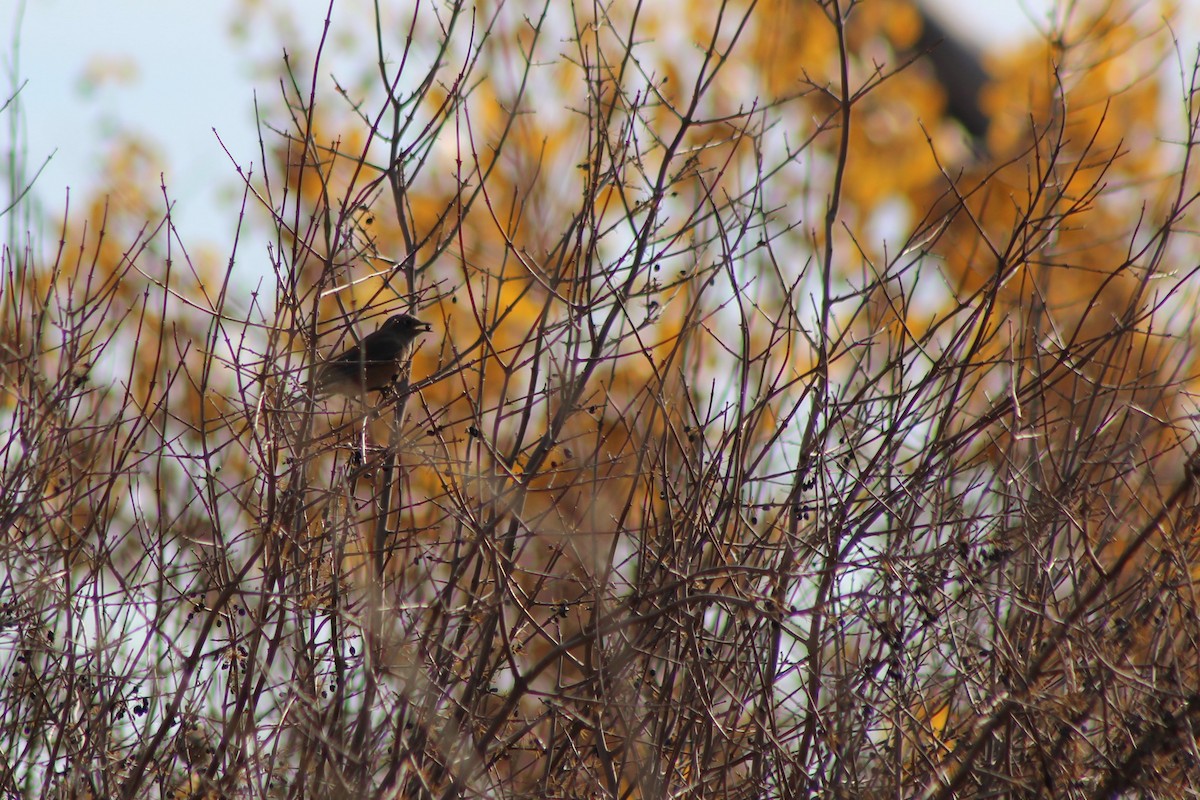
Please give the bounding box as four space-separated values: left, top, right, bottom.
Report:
358 332 398 363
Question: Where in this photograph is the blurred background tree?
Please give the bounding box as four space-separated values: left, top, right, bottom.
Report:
4 0 1200 797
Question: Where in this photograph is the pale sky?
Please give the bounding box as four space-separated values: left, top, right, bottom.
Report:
9 1 306 248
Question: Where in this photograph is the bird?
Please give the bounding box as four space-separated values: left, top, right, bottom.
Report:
305 313 431 398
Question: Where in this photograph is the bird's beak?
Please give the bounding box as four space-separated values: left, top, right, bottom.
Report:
418 322 433 333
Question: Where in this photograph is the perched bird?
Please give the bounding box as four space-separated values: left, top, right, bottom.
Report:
305 313 431 398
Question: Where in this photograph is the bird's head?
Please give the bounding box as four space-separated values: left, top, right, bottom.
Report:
385 313 433 336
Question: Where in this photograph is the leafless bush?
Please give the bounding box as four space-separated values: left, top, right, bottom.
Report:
5 1 1200 797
